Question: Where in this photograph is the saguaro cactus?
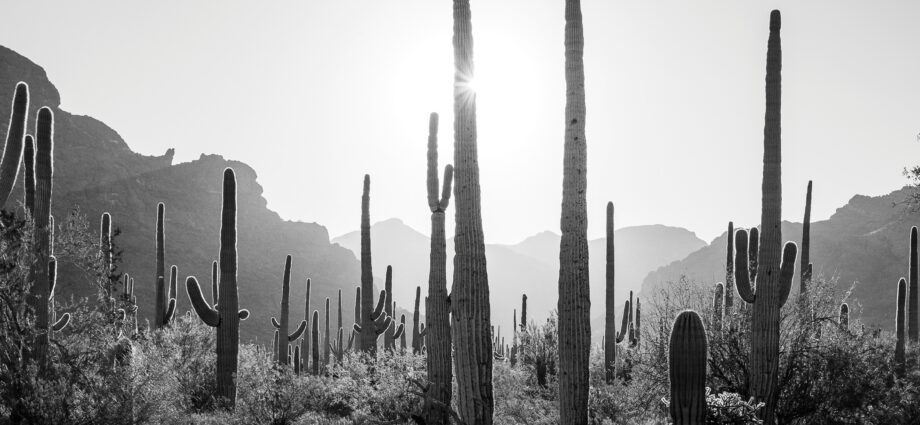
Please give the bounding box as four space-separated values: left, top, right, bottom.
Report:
909 227 918 342
838 303 849 331
669 310 708 425
713 283 724 332
154 203 176 329
558 0 591 422
896 278 907 376
270 256 307 365
735 12 798 423
311 310 320 375
0 82 28 210
211 261 219 304
725 222 734 310
412 286 425 354
450 0 495 422
186 168 251 408
27 107 56 365
353 286 361 351
384 266 395 350
358 175 400 354
800 181 812 294
323 297 331 366
604 202 616 383
425 110 455 423
301 278 312 369
23 135 35 213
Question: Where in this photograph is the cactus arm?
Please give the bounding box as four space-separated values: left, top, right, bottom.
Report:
749 227 759 281
51 313 70 332
733 230 756 304
354 323 362 333
211 260 219 305
288 320 307 341
394 314 406 339
347 330 355 350
375 315 393 336
48 256 57 296
777 242 798 306
271 317 281 328
420 326 428 338
164 298 176 324
0 82 28 209
440 165 454 211
186 277 220 326
238 309 249 320
615 300 630 343
370 290 386 321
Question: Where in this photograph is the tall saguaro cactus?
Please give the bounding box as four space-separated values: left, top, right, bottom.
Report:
384 266 395 350
357 175 397 355
28 107 56 365
270 256 307 365
451 0 494 422
558 0 591 423
735 11 799 424
800 181 812 294
301 278 312 369
154 203 176 329
725 222 734 310
909 227 918 342
604 202 616 383
669 310 708 425
425 111 454 423
186 168 251 408
0 82 28 210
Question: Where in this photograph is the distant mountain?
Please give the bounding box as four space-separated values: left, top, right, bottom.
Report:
641 187 920 330
0 45 360 343
333 219 706 339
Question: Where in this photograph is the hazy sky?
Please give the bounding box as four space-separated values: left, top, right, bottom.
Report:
2 1 918 244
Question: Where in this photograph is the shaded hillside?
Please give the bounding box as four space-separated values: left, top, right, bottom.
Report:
1 45 361 343
333 220 706 339
641 186 920 330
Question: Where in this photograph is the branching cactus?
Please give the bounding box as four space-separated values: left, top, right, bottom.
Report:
896 278 906 377
908 227 918 342
270 255 307 365
186 168 251 408
713 282 724 333
153 203 176 329
384 266 395 350
47 256 71 334
27 107 56 365
604 201 616 383
0 82 28 210
669 310 708 425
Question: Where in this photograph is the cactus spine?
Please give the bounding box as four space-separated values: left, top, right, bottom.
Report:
733 12 798 423
186 168 251 408
424 111 455 423
27 107 56 365
669 310 708 425
801 181 812 294
604 202 616 383
0 82 28 210
896 278 906 376
558 0 591 422
154 203 176 328
270 256 307 365
725 221 734 310
909 226 918 342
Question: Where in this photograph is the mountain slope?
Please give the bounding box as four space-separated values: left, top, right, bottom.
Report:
641 187 920 330
0 45 360 343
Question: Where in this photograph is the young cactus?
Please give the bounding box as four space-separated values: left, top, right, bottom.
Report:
725 221 734 310
838 303 849 331
186 168 251 408
669 310 708 425
269 256 307 365
0 82 28 210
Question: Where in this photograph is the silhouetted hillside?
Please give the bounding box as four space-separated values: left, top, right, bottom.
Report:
641 187 920 330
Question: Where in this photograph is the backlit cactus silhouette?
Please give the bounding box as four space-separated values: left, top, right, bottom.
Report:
669 310 708 424
154 203 176 329
725 221 734 310
423 110 455 423
311 310 320 375
412 286 426 354
186 168 251 408
0 82 28 210
604 202 616 383
896 278 906 376
801 181 813 294
733 11 799 423
908 226 918 342
357 175 400 355
301 278 312 370
22 134 35 213
384 265 395 350
270 255 307 365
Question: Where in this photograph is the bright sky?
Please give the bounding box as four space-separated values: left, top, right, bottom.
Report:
1 1 918 244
